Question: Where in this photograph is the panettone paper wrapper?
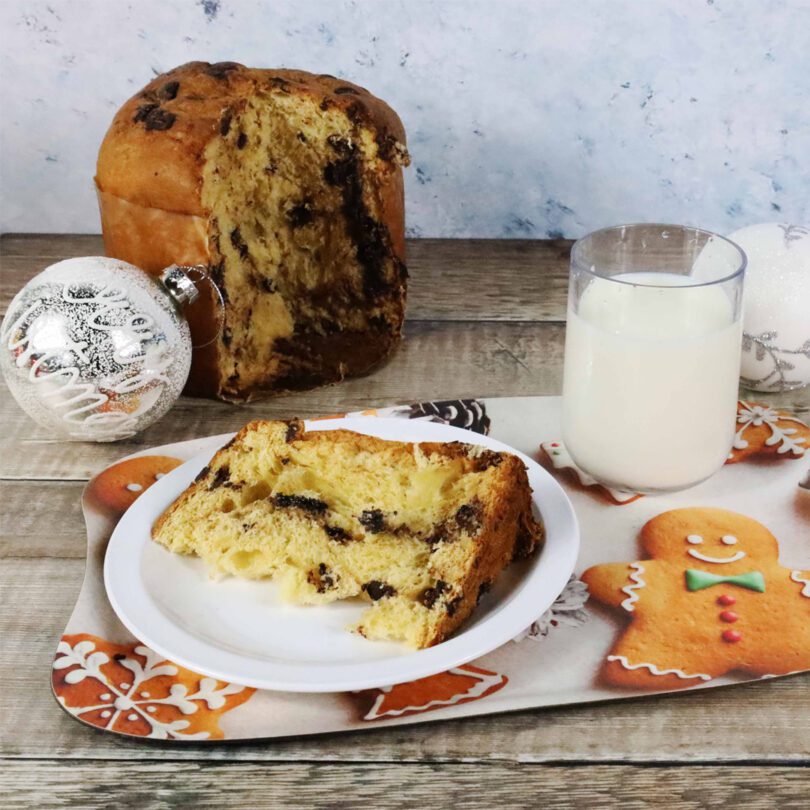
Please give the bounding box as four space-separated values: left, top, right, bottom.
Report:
51 396 810 741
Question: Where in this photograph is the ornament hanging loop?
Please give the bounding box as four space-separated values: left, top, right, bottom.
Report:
159 264 226 349
160 264 202 307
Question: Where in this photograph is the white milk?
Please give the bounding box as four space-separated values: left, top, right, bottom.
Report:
562 272 742 492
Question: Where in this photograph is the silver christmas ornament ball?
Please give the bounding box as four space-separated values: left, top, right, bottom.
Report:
728 223 810 392
0 257 192 441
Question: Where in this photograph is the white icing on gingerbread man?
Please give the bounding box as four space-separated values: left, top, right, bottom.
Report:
583 508 810 690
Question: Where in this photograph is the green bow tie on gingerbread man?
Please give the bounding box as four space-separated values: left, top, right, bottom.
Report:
581 507 810 691
685 569 766 593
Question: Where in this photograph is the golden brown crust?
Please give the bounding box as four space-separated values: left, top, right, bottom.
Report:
97 190 210 272
96 62 408 216
96 189 223 398
374 147 406 259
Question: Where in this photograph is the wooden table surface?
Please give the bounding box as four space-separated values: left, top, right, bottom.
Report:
1 235 808 809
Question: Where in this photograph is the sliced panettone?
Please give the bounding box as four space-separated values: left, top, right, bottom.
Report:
152 420 543 648
96 62 409 401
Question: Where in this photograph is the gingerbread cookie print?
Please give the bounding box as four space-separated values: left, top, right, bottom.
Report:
582 508 810 690
353 665 508 721
84 455 182 520
727 401 810 464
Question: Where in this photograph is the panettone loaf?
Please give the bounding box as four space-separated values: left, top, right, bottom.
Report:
152 420 543 648
96 62 409 401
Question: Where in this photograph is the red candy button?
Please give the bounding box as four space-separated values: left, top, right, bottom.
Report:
722 630 742 643
717 594 736 606
719 611 739 623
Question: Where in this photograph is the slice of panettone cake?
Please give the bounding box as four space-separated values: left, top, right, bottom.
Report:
152 419 543 648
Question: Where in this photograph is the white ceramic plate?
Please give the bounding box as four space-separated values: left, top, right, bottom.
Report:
104 417 579 692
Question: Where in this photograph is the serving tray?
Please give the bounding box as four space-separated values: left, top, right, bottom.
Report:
51 396 810 741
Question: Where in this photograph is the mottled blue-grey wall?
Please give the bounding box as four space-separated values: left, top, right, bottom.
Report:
1 0 808 237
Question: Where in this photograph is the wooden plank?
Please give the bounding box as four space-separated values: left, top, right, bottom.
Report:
0 236 571 322
1 762 807 809
2 556 808 764
0 320 565 480
0 481 85 558
3 233 810 777
2 379 807 485
408 238 570 321
0 234 103 258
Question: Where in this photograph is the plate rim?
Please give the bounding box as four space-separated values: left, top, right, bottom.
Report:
104 416 580 693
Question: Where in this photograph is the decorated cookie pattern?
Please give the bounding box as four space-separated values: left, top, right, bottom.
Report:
540 441 642 505
55 397 810 742
728 401 809 463
582 508 810 690
53 634 254 739
400 399 491 435
354 665 507 721
308 400 491 437
310 400 491 436
85 454 182 519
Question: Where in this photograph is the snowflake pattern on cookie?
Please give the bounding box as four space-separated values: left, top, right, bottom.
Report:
728 401 809 463
354 664 507 721
52 634 253 739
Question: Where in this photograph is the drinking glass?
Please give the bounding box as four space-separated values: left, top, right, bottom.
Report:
562 224 746 493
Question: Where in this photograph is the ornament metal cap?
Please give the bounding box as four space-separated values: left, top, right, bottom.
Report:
160 264 202 308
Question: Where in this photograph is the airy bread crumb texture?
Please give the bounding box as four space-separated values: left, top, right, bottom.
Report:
152 421 543 648
202 91 406 399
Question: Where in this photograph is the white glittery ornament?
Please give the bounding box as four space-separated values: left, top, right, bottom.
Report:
0 257 195 441
728 223 810 392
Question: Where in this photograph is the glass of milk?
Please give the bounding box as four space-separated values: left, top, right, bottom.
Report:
562 224 746 493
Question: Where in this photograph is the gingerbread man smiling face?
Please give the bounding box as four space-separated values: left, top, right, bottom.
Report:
583 508 810 690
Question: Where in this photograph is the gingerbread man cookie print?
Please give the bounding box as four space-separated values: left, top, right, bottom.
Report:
582 508 810 690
